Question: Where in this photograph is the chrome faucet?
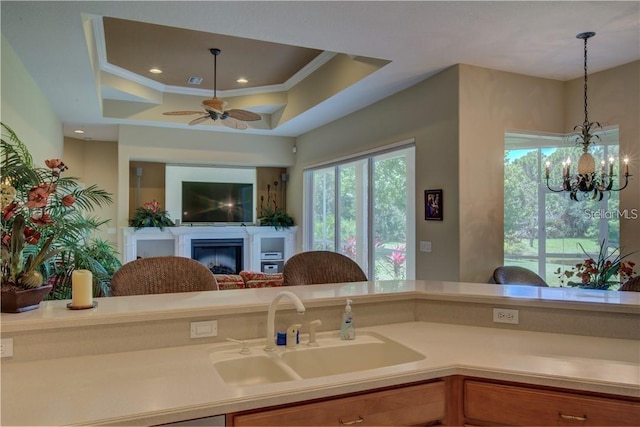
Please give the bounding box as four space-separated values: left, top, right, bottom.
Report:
265 291 306 351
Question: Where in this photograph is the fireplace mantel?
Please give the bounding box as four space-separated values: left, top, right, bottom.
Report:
122 226 297 273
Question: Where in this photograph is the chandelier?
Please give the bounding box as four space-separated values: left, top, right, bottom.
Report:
545 32 630 201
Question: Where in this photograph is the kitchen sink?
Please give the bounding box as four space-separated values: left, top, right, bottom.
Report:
211 332 425 386
212 355 299 386
280 334 425 378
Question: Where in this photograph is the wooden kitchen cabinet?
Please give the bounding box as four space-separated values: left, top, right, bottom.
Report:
463 380 640 426
228 381 445 426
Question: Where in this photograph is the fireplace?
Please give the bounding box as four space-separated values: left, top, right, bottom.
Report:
191 239 243 274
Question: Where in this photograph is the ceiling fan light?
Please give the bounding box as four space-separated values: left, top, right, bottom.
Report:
202 97 226 113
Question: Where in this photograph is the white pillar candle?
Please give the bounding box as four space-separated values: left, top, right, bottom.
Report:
72 269 93 307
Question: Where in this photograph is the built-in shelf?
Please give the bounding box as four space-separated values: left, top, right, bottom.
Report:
122 226 297 273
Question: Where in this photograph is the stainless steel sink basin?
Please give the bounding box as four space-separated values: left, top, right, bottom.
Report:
211 332 425 386
212 355 299 386
280 333 425 378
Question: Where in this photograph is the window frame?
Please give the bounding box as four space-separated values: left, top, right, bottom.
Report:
303 140 416 280
504 128 621 285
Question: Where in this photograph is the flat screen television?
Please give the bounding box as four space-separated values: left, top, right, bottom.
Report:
181 181 253 224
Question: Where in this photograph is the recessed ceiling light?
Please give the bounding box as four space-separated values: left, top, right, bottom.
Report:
74 129 85 134
149 68 163 74
237 77 248 84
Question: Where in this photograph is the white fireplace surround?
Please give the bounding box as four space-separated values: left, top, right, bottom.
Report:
122 226 297 273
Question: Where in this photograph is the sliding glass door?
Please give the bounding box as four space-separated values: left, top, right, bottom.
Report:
305 145 415 280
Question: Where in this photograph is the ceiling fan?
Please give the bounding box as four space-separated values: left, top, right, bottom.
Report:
163 48 262 130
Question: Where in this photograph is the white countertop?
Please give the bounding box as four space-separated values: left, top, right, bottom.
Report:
2 280 638 333
2 281 639 425
2 321 638 426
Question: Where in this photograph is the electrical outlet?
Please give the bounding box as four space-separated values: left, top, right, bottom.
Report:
1 338 14 358
493 308 519 324
420 241 432 252
190 320 218 339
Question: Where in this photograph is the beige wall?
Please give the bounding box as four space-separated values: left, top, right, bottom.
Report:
293 66 461 281
458 65 565 283
1 36 62 162
128 161 166 219
64 137 119 245
257 167 288 214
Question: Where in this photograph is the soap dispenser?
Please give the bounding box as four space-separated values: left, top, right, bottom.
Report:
340 299 355 340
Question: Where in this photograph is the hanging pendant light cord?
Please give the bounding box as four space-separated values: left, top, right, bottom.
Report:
582 35 589 127
213 50 217 98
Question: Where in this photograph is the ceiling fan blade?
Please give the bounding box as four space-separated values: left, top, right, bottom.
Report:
222 117 248 130
188 115 210 126
163 111 206 116
227 109 262 122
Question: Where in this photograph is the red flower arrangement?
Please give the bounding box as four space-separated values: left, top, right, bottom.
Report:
1 159 70 289
129 199 174 230
557 240 636 290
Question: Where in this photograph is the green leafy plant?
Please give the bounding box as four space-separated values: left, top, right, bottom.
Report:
556 239 636 290
130 199 174 230
258 181 293 230
258 205 294 230
1 123 114 293
48 238 122 299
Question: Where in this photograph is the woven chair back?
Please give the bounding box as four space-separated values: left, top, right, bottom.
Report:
619 276 640 292
283 251 367 286
492 266 548 287
110 256 218 296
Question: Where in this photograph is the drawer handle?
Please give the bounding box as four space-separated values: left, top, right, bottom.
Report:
559 413 588 422
339 416 364 425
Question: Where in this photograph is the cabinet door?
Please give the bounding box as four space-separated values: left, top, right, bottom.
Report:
464 380 640 426
230 381 445 426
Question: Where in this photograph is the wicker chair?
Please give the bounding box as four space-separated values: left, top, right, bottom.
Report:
283 251 367 286
619 276 640 292
492 266 548 287
110 256 218 296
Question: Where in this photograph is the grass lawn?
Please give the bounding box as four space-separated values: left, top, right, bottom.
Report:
505 238 615 286
508 238 603 257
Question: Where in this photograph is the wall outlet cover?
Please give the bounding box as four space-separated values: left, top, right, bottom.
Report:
1 338 14 358
493 308 519 324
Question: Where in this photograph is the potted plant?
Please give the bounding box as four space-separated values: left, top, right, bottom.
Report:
129 199 175 230
1 123 113 311
258 181 294 230
556 240 637 290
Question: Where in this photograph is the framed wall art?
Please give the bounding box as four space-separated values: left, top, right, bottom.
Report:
425 189 443 221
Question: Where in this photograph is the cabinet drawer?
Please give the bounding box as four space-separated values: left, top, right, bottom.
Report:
464 380 640 426
231 381 445 426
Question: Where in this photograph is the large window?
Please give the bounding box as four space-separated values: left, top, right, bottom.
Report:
504 129 621 286
304 144 415 280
